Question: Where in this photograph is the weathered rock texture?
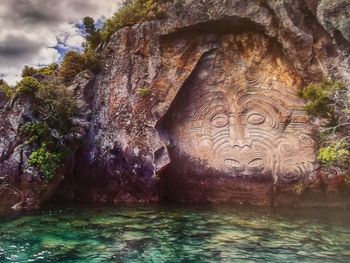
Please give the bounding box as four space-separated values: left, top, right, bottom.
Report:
0 71 94 212
0 95 65 212
1 0 350 210
74 0 350 206
159 33 316 204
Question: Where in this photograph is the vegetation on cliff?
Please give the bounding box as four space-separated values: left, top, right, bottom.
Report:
300 80 350 168
21 64 59 78
0 15 100 180
20 81 79 180
23 85 79 180
60 18 101 83
0 79 14 98
0 74 80 181
0 3 145 180
101 0 168 42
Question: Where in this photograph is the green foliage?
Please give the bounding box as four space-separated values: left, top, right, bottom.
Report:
101 0 168 42
301 79 350 168
23 122 50 144
22 64 59 78
27 144 62 181
300 79 345 120
21 66 38 77
22 84 79 181
60 50 100 83
137 87 151 97
35 84 78 132
0 81 15 98
318 142 350 166
16 77 42 95
39 64 59 76
83 50 101 74
23 122 61 180
60 51 86 83
83 17 102 51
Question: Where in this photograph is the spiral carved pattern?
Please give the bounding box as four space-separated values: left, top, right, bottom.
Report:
168 34 316 180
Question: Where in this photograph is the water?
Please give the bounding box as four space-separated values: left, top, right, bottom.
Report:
0 205 349 263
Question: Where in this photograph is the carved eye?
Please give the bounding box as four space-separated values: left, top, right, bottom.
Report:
211 114 228 128
225 159 241 168
247 158 264 167
247 113 265 125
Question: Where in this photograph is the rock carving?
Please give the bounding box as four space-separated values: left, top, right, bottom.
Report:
168 34 316 181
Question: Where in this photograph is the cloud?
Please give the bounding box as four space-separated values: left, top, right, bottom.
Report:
0 0 121 84
0 35 42 59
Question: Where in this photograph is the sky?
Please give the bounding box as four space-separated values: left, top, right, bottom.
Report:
0 0 122 84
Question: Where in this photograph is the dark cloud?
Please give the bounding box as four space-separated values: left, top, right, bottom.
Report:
0 35 41 59
0 0 120 84
3 0 61 25
3 0 109 26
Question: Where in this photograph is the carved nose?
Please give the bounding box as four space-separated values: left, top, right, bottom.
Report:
229 115 252 148
234 137 252 148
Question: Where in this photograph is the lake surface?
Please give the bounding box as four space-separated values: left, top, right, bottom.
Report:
0 205 349 262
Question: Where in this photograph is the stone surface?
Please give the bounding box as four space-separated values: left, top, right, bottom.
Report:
159 33 316 204
1 0 350 210
75 0 350 205
0 71 95 212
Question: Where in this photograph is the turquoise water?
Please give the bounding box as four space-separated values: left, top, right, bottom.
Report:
0 206 349 262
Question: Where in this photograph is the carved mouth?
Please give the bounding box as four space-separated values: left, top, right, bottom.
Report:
224 158 265 171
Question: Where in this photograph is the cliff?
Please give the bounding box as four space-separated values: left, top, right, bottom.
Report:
1 0 350 211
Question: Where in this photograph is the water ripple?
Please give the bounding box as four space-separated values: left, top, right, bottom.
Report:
0 206 349 262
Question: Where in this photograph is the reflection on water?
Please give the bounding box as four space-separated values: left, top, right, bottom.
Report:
0 205 350 262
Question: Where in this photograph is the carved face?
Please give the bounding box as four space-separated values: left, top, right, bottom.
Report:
170 36 315 179
203 99 277 172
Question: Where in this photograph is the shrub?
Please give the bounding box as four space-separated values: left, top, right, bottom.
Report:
22 64 59 78
84 50 101 74
301 79 349 168
60 50 100 83
16 77 42 95
101 0 168 42
35 84 78 133
60 51 86 83
22 66 38 77
137 87 151 97
0 81 15 98
27 144 62 181
23 122 50 144
39 64 59 76
23 84 79 181
318 142 350 166
300 79 345 121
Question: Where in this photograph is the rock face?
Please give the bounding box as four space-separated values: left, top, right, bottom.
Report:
75 0 350 206
159 33 316 204
1 0 350 210
0 71 94 212
0 95 62 212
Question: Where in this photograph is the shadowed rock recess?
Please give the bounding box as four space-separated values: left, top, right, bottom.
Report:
1 0 350 210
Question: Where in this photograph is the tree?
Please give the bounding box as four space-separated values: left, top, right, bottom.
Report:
59 51 86 83
16 77 42 95
83 17 102 51
22 66 38 77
